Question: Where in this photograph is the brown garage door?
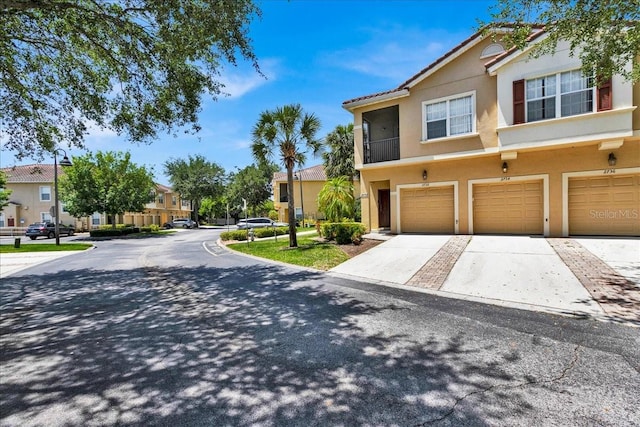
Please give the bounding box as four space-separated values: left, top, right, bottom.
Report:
569 174 640 236
400 186 454 233
473 180 543 234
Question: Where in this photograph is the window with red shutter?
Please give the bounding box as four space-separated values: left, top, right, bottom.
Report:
513 79 525 124
597 77 612 111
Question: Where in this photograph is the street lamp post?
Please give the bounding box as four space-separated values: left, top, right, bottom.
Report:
294 170 304 227
53 149 73 246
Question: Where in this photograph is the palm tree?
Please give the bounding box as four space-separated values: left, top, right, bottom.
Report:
251 104 321 247
322 123 356 179
317 176 355 222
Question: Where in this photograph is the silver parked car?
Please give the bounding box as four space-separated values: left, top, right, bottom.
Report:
236 217 281 229
168 218 198 229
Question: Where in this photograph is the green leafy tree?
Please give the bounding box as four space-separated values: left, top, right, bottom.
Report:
164 155 226 221
317 176 355 222
1 0 261 160
225 163 278 217
199 197 216 224
251 104 321 247
0 170 12 210
59 151 155 227
482 0 639 82
323 123 357 180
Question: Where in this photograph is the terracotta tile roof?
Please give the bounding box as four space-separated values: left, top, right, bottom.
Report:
155 183 173 193
273 164 327 182
1 164 60 183
2 164 173 191
484 26 546 70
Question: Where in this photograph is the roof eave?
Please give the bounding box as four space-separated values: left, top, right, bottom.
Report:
486 30 548 75
342 89 410 112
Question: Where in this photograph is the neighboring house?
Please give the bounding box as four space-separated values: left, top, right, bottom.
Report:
272 164 359 224
0 164 190 231
121 183 192 227
1 164 76 231
342 28 639 237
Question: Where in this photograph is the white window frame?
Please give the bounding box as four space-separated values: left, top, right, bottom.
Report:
526 69 595 122
40 185 51 202
422 91 476 141
0 213 4 227
92 212 101 226
41 212 52 222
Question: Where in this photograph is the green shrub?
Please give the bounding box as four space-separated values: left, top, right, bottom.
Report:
220 230 248 241
321 222 366 245
90 228 125 237
253 226 288 238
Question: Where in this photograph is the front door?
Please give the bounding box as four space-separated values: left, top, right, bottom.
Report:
378 189 390 228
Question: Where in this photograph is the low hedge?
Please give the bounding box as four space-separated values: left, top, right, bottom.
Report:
220 226 288 241
90 228 126 237
321 222 366 245
90 226 140 237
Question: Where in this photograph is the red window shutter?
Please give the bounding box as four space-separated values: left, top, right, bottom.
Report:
513 79 525 124
597 77 612 111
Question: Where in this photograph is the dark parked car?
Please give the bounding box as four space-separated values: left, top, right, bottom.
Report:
164 218 198 229
25 222 75 240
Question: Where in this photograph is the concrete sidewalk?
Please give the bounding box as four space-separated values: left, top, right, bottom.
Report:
330 235 640 324
0 251 79 279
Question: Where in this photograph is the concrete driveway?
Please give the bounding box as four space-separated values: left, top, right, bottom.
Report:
330 234 640 323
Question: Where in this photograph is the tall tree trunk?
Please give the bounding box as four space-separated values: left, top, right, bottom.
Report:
286 166 297 247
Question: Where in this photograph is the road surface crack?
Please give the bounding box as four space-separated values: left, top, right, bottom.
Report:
415 344 581 426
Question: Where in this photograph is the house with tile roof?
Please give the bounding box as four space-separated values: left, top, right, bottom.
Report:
0 164 191 233
271 164 359 224
342 27 639 236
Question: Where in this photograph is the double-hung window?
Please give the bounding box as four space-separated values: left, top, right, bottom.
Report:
40 185 51 202
514 69 607 124
423 92 475 140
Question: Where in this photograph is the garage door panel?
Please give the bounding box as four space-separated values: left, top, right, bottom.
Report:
473 180 543 235
568 174 639 236
400 186 454 233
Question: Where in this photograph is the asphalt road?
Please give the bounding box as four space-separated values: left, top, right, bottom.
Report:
1 229 639 426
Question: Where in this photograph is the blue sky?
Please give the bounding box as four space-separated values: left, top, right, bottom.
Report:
1 0 496 184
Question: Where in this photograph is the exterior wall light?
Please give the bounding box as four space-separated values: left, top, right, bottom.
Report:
608 152 617 166
422 170 428 180
502 162 508 173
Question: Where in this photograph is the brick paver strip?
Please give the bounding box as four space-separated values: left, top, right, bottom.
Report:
548 238 640 323
407 235 471 290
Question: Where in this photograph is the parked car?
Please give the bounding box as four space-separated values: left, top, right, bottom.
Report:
236 217 281 229
25 222 75 240
165 218 198 229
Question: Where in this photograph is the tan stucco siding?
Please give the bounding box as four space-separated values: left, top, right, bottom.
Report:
3 182 75 226
400 38 499 157
358 139 639 236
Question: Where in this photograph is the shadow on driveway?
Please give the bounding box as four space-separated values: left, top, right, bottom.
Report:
0 263 546 426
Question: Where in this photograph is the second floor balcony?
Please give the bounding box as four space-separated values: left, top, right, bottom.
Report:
362 104 400 164
364 137 400 164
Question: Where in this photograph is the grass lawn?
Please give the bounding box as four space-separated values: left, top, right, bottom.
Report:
227 232 349 270
0 243 93 253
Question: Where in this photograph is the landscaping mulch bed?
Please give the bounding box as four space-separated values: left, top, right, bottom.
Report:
338 238 384 258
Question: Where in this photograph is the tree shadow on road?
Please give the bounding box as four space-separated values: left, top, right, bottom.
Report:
0 264 569 426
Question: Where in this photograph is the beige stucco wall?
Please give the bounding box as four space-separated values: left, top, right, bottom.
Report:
359 140 639 236
273 178 361 223
3 182 75 227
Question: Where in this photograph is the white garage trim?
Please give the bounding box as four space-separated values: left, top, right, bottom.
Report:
562 167 640 237
468 174 550 236
395 181 459 234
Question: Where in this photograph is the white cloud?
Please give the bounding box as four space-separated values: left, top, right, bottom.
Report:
218 58 279 98
319 26 468 83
